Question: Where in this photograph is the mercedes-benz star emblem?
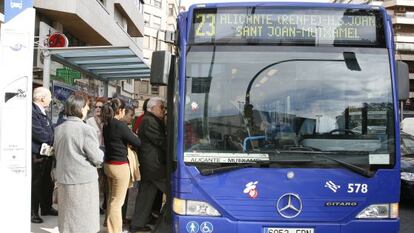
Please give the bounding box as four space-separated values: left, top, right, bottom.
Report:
276 193 303 218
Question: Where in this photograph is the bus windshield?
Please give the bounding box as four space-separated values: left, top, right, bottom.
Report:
184 46 394 168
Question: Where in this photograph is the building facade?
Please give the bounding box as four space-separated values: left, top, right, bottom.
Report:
133 0 178 111
32 0 146 100
383 0 414 116
333 0 414 116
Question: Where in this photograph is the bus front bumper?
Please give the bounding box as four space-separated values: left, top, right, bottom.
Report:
173 215 399 233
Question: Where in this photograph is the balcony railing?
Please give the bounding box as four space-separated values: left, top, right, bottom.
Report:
393 16 414 25
395 33 414 43
396 12 414 18
396 42 414 51
384 0 414 8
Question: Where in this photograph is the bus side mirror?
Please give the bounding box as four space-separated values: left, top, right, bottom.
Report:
397 61 409 101
150 51 172 86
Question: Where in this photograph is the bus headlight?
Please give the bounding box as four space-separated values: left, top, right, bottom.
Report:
173 198 221 216
401 172 414 181
356 203 398 219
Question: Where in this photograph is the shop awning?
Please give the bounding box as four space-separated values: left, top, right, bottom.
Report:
47 46 150 81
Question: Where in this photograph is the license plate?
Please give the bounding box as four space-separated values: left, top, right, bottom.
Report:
264 227 314 233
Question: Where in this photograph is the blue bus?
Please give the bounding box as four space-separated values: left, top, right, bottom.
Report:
150 2 410 233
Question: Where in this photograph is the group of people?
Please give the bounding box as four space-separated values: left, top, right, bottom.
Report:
31 86 168 233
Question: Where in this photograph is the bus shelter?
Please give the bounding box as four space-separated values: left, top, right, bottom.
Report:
41 46 151 97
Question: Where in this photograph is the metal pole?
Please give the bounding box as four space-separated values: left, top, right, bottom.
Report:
155 29 160 51
104 80 109 98
42 50 51 89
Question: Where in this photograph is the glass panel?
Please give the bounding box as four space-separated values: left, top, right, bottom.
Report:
59 48 133 58
151 85 159 95
190 7 385 47
184 46 394 167
154 0 162 8
144 36 150 48
139 81 149 94
153 15 161 28
144 13 151 26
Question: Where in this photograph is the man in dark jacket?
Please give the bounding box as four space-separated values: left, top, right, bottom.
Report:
130 97 167 232
31 87 57 223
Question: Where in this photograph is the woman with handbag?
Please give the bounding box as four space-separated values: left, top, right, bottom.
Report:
101 98 141 233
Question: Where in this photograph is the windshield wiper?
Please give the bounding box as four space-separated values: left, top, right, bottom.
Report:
318 153 373 178
198 148 373 177
199 159 313 176
280 150 373 178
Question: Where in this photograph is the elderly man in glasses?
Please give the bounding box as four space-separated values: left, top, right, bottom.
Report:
31 87 57 223
130 97 167 233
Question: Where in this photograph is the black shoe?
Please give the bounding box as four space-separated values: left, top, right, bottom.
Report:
31 213 44 224
147 216 158 226
151 211 160 219
41 207 58 216
123 218 131 225
130 226 152 232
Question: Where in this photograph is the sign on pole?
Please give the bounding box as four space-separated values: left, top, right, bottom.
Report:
56 67 81 79
0 0 35 231
4 0 33 22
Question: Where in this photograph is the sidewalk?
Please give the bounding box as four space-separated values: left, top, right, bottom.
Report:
31 188 139 233
31 214 107 233
31 215 106 233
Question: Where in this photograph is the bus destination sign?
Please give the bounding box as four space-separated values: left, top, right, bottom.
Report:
191 8 384 46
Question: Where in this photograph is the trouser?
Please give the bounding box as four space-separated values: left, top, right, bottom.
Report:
122 189 129 220
130 178 167 228
104 163 130 233
152 190 163 215
31 155 54 214
124 184 162 221
98 168 108 210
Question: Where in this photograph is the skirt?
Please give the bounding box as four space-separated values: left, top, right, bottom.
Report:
58 181 100 233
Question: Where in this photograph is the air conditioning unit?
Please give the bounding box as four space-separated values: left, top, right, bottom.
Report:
164 31 175 43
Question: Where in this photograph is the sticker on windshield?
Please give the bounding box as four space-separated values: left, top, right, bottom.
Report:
243 181 259 199
191 102 199 112
369 154 390 165
184 152 269 163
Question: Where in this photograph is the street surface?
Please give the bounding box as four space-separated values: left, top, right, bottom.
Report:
400 200 414 233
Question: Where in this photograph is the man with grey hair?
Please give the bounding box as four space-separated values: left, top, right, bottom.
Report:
31 87 57 223
130 97 167 232
146 97 165 120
